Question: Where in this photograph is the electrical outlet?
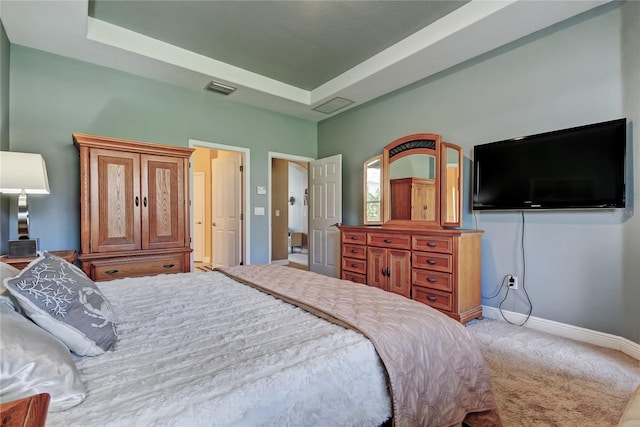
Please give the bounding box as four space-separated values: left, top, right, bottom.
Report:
507 275 518 290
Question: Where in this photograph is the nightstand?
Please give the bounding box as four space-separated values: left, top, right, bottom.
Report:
0 250 77 271
0 393 50 427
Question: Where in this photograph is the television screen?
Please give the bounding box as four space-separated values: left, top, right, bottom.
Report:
473 118 626 210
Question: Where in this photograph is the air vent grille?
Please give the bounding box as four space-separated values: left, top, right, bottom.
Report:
312 97 354 114
205 81 236 96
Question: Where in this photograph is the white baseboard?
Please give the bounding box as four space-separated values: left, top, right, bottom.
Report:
482 305 640 361
271 259 288 266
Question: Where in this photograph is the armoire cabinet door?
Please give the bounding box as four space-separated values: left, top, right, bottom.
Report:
141 155 185 250
367 247 387 291
90 149 141 253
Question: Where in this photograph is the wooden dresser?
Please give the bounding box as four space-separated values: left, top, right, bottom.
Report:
341 225 482 324
74 133 194 281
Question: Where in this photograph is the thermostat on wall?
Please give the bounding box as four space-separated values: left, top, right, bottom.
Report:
256 186 267 195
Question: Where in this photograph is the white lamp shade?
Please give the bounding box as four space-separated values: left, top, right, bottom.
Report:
0 152 51 194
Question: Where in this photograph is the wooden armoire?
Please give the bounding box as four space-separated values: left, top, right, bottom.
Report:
74 133 194 281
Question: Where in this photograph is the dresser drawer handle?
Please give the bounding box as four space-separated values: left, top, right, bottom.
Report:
427 277 437 283
427 296 437 302
163 263 175 269
351 263 358 268
384 239 392 243
105 269 119 275
427 260 437 265
427 242 437 247
351 236 358 240
351 249 358 253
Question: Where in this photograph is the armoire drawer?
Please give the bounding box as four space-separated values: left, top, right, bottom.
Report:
88 255 185 281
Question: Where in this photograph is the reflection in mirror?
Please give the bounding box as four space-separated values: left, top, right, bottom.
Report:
364 156 382 224
443 145 461 225
389 154 435 180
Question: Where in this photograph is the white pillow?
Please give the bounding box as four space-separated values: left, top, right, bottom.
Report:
0 262 22 313
0 303 86 411
3 252 118 356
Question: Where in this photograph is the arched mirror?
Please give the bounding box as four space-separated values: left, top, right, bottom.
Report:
363 155 383 224
363 133 463 228
383 134 442 227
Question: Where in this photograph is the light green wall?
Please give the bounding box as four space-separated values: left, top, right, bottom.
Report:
8 45 317 264
0 22 10 254
318 2 639 342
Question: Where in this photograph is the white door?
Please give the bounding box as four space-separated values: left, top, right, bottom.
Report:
211 153 241 268
309 154 342 277
193 172 205 262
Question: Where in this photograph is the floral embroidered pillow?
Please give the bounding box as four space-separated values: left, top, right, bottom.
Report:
3 251 118 356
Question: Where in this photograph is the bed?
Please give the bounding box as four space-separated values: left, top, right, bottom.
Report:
1 254 500 427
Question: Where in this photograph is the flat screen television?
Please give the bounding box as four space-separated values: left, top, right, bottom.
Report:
472 118 626 210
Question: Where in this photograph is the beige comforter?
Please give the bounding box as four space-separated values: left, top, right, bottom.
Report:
219 264 501 427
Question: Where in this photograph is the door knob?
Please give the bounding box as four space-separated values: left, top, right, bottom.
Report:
212 222 216 226
197 221 202 224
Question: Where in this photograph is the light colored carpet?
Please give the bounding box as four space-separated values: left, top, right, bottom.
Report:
467 319 640 426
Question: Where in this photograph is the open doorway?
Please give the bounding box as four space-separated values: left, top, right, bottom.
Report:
269 152 313 270
190 140 249 271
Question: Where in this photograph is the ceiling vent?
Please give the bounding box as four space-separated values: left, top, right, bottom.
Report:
205 81 236 96
312 97 355 114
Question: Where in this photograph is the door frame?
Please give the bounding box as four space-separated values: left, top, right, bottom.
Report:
189 139 250 267
193 171 206 263
268 151 314 264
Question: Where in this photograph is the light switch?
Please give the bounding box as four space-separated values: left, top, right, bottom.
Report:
275 210 280 217
254 207 265 216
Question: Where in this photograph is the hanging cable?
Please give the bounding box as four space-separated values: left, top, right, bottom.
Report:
498 211 533 326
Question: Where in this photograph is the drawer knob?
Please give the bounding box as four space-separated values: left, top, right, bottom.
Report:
163 264 175 269
427 260 437 265
384 239 392 243
105 269 119 275
427 296 437 302
351 263 358 268
351 236 358 240
427 277 437 283
351 249 358 253
427 242 437 247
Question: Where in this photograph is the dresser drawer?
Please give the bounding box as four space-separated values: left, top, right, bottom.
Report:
89 255 185 281
342 244 367 260
342 257 367 275
412 269 452 292
342 231 367 245
412 252 453 273
367 233 411 250
412 236 453 254
412 286 453 312
342 271 367 285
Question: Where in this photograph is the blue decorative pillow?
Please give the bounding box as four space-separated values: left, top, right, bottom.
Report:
3 251 118 356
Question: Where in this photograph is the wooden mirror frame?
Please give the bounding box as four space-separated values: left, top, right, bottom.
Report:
376 133 463 228
441 142 463 228
363 155 383 224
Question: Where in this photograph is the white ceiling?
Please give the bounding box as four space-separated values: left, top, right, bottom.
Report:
1 0 611 122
